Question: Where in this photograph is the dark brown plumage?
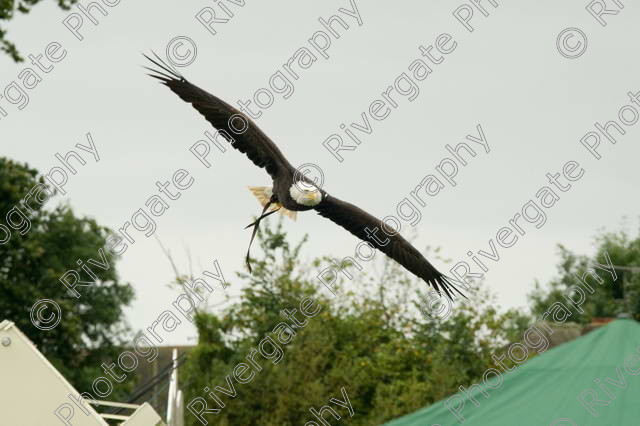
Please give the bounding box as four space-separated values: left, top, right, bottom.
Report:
144 53 464 300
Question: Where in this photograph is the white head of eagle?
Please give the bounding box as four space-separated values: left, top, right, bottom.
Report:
290 182 322 206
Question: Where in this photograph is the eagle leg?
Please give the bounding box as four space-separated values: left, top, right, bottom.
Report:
245 199 280 273
243 208 280 229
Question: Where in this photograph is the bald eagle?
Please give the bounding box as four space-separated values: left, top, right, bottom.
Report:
144 53 463 300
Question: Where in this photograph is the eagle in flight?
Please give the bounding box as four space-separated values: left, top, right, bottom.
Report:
144 53 463 300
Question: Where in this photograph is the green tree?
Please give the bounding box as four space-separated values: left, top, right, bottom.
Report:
180 220 530 425
529 226 640 323
0 157 134 397
1 0 77 62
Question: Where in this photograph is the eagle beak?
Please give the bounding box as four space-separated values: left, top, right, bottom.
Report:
306 191 321 204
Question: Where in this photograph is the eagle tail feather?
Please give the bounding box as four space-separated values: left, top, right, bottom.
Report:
248 186 297 221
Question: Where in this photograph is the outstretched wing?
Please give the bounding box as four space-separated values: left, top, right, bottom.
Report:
144 53 294 179
315 194 464 299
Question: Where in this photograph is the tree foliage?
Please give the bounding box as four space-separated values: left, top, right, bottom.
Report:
1 0 77 62
180 220 530 425
0 157 134 397
529 226 640 323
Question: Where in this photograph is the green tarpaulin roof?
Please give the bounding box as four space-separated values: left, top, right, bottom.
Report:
385 319 640 426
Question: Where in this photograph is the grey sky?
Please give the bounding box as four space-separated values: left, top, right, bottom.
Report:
2 0 639 344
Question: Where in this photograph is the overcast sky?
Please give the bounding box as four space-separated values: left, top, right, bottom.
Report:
2 0 639 344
